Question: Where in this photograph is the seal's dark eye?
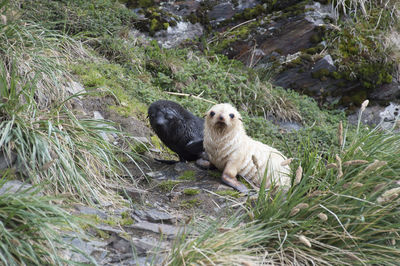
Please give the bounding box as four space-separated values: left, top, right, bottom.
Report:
210 111 215 117
229 113 234 119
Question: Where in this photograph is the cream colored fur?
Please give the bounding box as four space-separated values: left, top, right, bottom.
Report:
204 103 291 189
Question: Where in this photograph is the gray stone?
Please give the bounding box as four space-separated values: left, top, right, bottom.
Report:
131 237 168 255
208 2 235 22
0 180 35 196
73 204 108 219
129 221 180 238
146 171 167 180
95 224 125 235
370 81 400 102
134 209 174 223
156 22 203 49
312 55 336 73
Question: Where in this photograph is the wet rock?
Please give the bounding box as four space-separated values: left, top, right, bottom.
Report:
156 22 203 49
146 171 167 180
305 2 335 26
0 180 35 196
208 2 235 23
73 204 108 220
129 221 180 238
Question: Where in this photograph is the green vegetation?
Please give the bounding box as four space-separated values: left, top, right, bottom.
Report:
178 170 196 181
183 188 200 196
215 190 241 198
180 199 201 209
158 180 182 192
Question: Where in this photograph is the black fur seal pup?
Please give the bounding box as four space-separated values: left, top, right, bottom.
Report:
148 100 204 162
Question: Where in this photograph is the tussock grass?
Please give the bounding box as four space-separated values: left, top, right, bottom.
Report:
0 2 89 108
0 178 84 265
0 62 134 204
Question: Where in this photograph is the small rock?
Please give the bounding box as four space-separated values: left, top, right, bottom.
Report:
146 171 167 180
0 180 35 196
73 204 108 220
134 209 174 224
129 221 180 238
312 55 336 73
95 225 125 235
131 236 169 255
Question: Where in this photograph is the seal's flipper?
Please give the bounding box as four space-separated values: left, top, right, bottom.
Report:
185 139 204 154
221 173 249 194
154 158 180 165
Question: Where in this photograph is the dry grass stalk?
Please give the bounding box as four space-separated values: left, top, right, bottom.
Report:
298 235 312 248
342 160 369 167
338 121 343 147
294 165 303 185
343 182 363 189
317 213 328 221
335 154 343 179
280 158 293 166
327 163 338 169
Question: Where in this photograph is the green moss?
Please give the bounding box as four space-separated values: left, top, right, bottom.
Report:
178 170 196 181
311 68 330 80
158 180 182 192
180 199 201 209
183 188 200 195
215 190 241 198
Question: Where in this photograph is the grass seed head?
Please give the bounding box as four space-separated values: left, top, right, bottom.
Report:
317 212 328 221
298 235 312 248
295 165 303 185
290 207 300 217
377 187 400 204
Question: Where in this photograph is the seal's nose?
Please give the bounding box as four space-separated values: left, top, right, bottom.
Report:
219 115 224 121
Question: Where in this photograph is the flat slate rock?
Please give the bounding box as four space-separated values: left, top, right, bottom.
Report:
129 221 180 238
134 209 174 223
73 204 108 219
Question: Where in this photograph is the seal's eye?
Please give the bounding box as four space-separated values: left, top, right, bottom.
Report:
229 113 234 119
210 111 215 117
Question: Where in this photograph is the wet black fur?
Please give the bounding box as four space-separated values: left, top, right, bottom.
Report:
148 100 204 162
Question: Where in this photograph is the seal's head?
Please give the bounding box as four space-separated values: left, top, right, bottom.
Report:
205 103 243 133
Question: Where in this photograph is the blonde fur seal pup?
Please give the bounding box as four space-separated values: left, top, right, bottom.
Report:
203 103 291 193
